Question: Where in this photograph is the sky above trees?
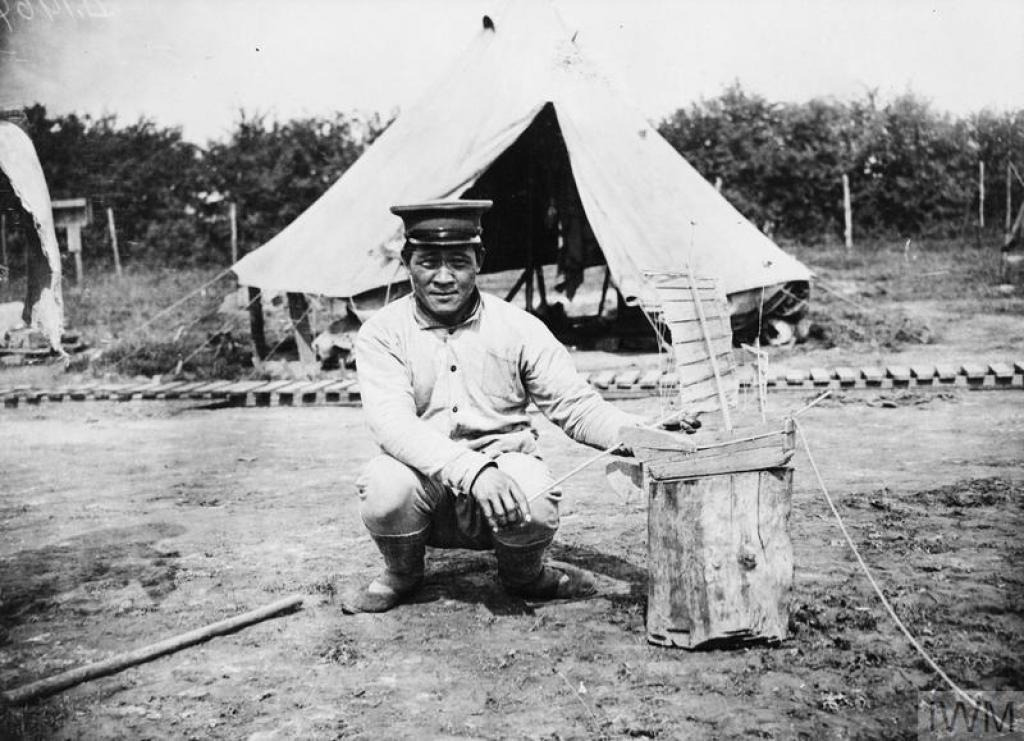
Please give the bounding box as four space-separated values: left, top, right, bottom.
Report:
1 0 1022 144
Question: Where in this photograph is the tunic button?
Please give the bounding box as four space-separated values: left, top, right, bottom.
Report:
452 406 459 413
450 365 457 372
448 328 455 335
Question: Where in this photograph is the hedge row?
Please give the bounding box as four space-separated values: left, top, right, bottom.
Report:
5 87 1021 272
658 85 1023 241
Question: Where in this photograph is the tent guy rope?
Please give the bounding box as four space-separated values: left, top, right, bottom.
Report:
112 287 263 373
123 267 236 340
250 301 316 368
794 421 1002 725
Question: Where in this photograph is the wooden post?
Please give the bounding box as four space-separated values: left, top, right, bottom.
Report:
247 286 268 359
524 260 534 313
596 265 612 317
51 198 90 284
979 161 986 229
67 223 84 285
229 202 238 264
1006 200 1024 253
1 212 7 267
503 268 530 303
1003 160 1011 233
633 421 795 649
648 469 793 648
534 264 547 308
2 595 303 705
106 207 122 277
842 173 853 250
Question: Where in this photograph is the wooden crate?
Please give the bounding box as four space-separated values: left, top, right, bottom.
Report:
625 422 794 649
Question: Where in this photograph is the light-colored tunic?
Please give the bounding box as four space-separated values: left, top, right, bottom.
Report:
355 292 641 494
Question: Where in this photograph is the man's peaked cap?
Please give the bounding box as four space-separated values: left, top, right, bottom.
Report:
391 199 493 247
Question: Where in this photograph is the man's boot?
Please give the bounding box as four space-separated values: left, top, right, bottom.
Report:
493 537 597 600
341 529 427 614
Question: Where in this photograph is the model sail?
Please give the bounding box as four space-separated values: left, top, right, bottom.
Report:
650 274 738 423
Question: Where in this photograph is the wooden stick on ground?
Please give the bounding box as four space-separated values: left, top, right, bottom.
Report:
2 595 304 706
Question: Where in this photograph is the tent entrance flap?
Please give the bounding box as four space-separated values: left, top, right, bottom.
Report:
464 103 604 292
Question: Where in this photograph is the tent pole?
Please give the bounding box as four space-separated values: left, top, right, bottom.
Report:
524 263 534 312
504 268 530 302
525 181 535 313
247 287 268 360
596 265 611 317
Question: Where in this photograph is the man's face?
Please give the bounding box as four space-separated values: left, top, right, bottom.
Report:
406 245 482 321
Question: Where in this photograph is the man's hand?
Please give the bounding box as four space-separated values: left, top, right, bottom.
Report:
614 417 701 457
470 466 532 531
660 411 701 433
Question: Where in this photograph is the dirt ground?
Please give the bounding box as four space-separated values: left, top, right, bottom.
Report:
0 374 1022 739
1 261 1023 740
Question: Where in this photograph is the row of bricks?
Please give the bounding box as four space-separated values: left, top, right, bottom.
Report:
0 379 361 408
587 361 1024 390
2 361 1021 408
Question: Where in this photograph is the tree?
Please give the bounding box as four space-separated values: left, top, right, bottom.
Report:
659 86 1023 242
199 111 390 258
22 104 207 265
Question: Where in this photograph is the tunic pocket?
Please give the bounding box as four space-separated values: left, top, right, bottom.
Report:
477 348 522 402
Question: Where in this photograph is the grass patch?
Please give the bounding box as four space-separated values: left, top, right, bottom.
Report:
788 238 1021 350
64 265 261 378
2 237 1018 379
2 264 271 379
788 237 1009 303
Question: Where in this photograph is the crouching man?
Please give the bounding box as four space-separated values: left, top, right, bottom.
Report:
343 199 658 613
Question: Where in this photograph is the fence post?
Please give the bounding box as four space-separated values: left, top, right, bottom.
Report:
68 224 84 285
979 160 985 229
229 202 238 264
106 207 122 277
1003 160 1011 233
842 174 853 250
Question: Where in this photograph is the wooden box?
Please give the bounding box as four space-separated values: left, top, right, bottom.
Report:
625 421 795 649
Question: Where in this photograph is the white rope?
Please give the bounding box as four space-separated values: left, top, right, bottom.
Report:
756 284 767 419
637 300 672 420
172 308 253 374
123 267 235 339
244 300 317 371
794 420 1000 722
111 271 252 372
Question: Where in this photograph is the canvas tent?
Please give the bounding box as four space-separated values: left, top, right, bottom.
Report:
232 0 811 336
0 120 64 351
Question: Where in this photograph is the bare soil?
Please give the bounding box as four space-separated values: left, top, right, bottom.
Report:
0 385 1021 740
1 244 1022 739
